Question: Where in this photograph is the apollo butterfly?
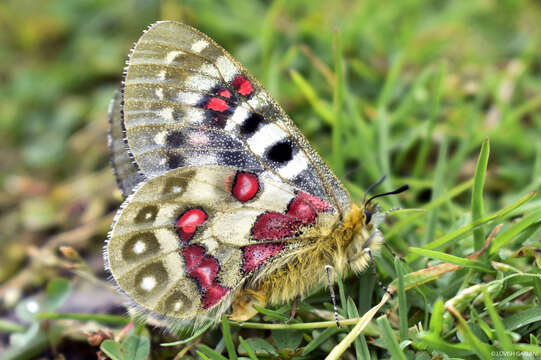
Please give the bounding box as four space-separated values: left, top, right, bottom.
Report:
105 21 394 331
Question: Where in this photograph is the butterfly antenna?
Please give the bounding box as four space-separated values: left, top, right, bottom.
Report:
324 265 341 328
362 175 387 204
365 184 410 207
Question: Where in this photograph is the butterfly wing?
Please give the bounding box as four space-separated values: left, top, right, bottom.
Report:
108 89 145 197
106 165 339 322
121 21 351 215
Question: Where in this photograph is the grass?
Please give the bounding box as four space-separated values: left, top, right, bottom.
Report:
1 0 541 359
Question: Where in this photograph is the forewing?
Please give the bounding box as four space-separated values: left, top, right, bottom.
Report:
122 21 351 214
106 165 338 318
108 89 145 197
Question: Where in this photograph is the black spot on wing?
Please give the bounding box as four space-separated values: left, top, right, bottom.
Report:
167 153 185 169
166 131 185 147
240 113 264 136
267 140 294 163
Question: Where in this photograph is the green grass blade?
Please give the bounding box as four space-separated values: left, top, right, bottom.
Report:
413 61 446 177
449 309 492 360
332 29 344 178
197 344 228 360
290 69 333 123
483 289 517 359
472 138 490 251
407 248 494 273
221 315 237 360
422 138 448 245
376 315 407 360
405 190 536 262
394 258 408 342
490 206 541 254
428 299 444 336
302 327 340 356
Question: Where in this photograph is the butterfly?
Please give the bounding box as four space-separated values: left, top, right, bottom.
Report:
105 20 393 331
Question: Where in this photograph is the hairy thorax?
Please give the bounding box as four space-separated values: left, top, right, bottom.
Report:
258 203 378 305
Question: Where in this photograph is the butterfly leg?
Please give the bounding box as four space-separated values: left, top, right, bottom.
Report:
229 288 267 322
286 297 298 323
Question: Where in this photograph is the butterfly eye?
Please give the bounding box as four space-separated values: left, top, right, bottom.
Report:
364 209 372 225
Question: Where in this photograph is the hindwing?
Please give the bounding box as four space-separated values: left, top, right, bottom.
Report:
108 89 145 197
121 21 351 215
106 166 339 320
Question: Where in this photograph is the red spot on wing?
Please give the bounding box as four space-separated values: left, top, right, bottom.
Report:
181 245 230 309
206 97 229 112
182 245 205 272
218 89 232 98
252 212 302 240
297 192 332 212
202 283 229 309
232 172 259 202
251 193 332 240
242 243 285 272
176 208 207 242
232 75 253 96
188 257 219 290
287 197 317 224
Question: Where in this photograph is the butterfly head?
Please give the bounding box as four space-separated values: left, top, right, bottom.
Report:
362 182 409 227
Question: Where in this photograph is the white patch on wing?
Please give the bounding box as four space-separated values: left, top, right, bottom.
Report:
158 70 167 80
155 88 164 99
185 74 217 92
277 152 309 179
166 50 183 64
247 123 288 156
199 63 221 78
191 152 217 165
133 240 146 254
141 276 156 291
225 106 250 131
154 131 167 145
191 39 209 52
178 91 202 105
215 56 237 82
202 238 218 252
158 108 174 121
248 92 269 108
184 107 206 124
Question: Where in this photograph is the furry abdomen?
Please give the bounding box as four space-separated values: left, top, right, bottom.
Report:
255 204 377 305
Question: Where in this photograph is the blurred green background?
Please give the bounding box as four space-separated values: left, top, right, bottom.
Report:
1 0 541 358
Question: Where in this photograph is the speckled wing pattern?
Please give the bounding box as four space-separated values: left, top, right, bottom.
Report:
106 165 339 320
108 90 145 197
106 21 354 324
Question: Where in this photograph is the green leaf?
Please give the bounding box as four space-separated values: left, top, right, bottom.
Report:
44 278 71 312
100 340 123 360
241 338 277 356
271 329 302 350
503 305 541 331
122 336 150 360
238 336 259 360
